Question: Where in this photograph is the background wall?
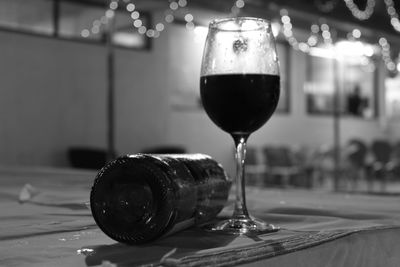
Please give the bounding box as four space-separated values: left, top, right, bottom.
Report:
0 31 108 166
0 18 395 176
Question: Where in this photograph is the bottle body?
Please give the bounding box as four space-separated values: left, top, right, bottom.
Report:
90 153 231 244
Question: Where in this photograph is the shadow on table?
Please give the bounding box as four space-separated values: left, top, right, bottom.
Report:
83 224 238 266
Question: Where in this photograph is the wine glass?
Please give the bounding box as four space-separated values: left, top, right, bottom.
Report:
200 17 280 234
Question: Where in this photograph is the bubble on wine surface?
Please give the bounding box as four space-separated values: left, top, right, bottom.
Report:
232 37 248 54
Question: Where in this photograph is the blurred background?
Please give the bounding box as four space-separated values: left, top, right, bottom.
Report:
1 0 400 193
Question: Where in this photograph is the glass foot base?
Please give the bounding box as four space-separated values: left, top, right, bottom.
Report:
204 217 279 235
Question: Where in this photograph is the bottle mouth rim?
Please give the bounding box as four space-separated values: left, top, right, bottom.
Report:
90 155 176 244
209 17 271 32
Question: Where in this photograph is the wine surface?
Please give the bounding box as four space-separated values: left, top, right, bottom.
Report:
200 73 280 135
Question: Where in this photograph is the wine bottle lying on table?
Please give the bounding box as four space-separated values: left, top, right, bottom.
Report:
90 154 231 244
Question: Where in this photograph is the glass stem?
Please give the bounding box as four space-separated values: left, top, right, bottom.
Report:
232 134 250 219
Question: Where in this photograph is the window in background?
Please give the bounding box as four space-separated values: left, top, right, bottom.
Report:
58 1 105 41
112 10 150 49
386 74 400 119
304 55 336 114
0 0 54 35
341 60 377 118
168 23 205 111
0 0 151 50
305 53 377 118
58 1 150 49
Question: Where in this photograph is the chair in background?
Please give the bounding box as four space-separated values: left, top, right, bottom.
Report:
344 139 368 192
312 144 335 189
291 145 317 187
369 139 393 192
68 147 107 170
246 146 268 187
312 144 356 191
390 142 400 181
263 146 310 188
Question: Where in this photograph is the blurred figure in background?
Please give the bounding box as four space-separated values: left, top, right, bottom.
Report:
347 85 368 117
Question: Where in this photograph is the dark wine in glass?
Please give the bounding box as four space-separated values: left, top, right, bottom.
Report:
200 17 281 234
200 74 280 134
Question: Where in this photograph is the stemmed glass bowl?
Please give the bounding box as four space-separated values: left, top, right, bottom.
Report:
200 17 280 234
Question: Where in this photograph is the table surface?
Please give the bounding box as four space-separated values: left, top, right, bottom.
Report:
1 166 400 267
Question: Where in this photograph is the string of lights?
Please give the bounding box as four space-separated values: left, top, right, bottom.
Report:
307 24 320 47
81 0 195 39
164 0 196 31
315 0 400 39
343 0 375 20
81 0 399 73
230 0 245 16
378 37 398 72
340 0 400 38
278 9 399 73
80 0 117 38
81 0 249 39
280 9 334 54
320 22 334 46
280 9 307 52
384 0 400 32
